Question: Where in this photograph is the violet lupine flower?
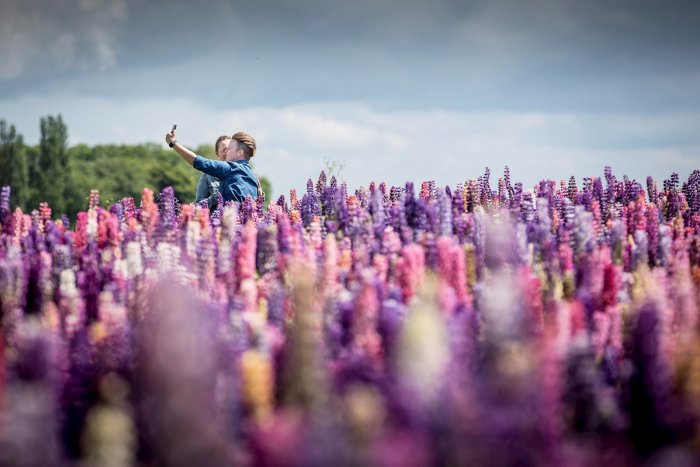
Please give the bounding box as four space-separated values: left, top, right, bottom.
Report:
239 194 257 224
156 186 178 241
684 169 700 216
504 165 514 199
136 282 233 467
316 170 327 196
567 175 578 202
256 222 278 276
0 186 10 226
480 167 491 208
436 189 452 238
647 175 659 205
626 299 689 457
1 320 64 467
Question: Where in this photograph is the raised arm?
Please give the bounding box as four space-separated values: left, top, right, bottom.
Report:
165 128 196 166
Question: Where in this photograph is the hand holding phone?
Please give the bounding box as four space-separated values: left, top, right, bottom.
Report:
166 124 178 146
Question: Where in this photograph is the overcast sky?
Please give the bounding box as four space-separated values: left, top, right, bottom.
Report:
1 0 699 198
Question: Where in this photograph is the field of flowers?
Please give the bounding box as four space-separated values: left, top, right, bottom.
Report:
1 167 700 466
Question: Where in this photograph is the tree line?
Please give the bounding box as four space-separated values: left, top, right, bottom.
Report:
0 115 271 220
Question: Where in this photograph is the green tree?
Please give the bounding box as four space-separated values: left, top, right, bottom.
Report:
0 120 29 208
259 175 272 206
33 115 69 214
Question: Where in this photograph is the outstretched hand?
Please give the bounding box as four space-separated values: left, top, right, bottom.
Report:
165 128 177 145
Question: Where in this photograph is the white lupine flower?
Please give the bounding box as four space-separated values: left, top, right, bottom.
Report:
156 242 179 273
186 221 200 259
98 290 127 326
397 275 449 408
59 269 78 298
113 258 128 279
221 204 239 235
86 208 98 240
60 269 83 338
218 240 231 275
101 248 113 265
125 242 143 278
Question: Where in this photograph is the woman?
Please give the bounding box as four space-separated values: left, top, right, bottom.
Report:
195 135 230 209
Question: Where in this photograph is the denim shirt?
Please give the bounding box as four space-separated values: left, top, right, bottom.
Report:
193 156 258 203
195 173 220 209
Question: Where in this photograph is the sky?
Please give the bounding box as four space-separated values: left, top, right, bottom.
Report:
1 0 699 198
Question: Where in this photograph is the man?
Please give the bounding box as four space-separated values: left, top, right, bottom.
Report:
166 128 259 203
195 135 230 209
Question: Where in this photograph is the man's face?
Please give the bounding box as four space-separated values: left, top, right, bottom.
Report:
226 139 243 160
217 138 231 160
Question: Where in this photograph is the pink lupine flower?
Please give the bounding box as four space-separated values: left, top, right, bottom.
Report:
396 243 425 303
237 220 257 282
322 235 340 296
520 266 544 334
601 262 620 308
592 311 611 361
38 202 51 232
0 332 5 408
351 275 383 364
10 208 28 246
308 217 323 252
139 188 159 242
88 189 100 210
74 211 88 252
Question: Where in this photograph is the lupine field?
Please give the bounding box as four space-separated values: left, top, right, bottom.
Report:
1 166 700 466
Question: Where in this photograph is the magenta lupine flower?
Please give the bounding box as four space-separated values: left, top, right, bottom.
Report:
351 275 383 365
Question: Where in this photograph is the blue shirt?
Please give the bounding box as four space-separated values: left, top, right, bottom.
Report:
193 156 258 202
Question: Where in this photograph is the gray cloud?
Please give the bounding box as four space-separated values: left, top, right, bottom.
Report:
0 0 128 79
1 0 699 121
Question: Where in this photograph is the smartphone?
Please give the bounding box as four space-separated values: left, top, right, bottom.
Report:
172 124 177 131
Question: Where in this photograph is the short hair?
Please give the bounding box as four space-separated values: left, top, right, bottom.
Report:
231 132 256 160
215 135 230 153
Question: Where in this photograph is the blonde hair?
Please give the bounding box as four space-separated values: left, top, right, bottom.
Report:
231 132 256 160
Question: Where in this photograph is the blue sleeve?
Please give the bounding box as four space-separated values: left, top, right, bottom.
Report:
195 174 209 202
193 155 234 178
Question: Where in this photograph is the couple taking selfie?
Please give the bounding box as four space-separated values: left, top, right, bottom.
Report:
165 126 262 209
